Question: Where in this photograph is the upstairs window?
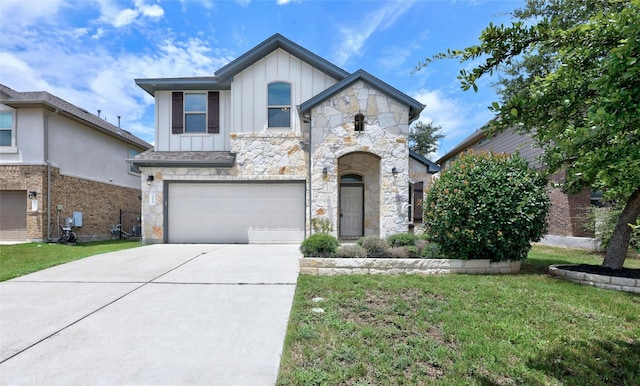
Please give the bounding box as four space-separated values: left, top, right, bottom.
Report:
268 82 291 128
354 113 365 132
184 93 206 133
0 110 14 148
128 147 141 174
172 92 219 134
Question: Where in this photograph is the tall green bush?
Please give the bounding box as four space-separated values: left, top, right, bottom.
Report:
423 151 550 261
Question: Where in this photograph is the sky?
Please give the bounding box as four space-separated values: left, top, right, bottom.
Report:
0 0 524 160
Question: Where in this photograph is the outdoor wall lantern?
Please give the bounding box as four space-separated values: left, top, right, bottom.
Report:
147 175 154 185
392 167 398 176
322 167 328 177
28 191 37 199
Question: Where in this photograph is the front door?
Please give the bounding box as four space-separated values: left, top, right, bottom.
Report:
340 185 363 237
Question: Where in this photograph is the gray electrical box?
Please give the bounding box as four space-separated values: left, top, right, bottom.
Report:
72 211 83 227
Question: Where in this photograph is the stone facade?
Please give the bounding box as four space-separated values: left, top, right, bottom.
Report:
310 81 410 239
0 165 142 241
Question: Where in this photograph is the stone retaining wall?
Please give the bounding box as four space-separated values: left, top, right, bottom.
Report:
300 258 521 275
548 265 640 294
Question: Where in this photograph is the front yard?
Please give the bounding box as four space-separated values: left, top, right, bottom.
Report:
278 246 640 385
0 240 142 281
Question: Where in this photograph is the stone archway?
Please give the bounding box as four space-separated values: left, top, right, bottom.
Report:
338 152 381 238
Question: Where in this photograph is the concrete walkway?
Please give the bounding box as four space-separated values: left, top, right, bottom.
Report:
0 244 300 385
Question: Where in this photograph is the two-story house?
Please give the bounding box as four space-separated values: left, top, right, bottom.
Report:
133 34 434 244
437 126 594 242
0 84 152 242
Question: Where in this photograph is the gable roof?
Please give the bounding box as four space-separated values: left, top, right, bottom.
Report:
299 69 425 123
410 150 441 173
0 84 152 150
214 33 350 82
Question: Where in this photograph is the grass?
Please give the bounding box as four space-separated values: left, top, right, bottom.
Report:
0 240 142 281
278 245 640 385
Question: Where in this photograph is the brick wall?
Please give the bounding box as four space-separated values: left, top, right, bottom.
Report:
1 165 142 241
546 171 594 237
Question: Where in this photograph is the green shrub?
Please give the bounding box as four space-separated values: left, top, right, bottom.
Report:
423 151 550 261
300 234 339 257
406 245 419 258
388 246 409 258
386 233 419 247
336 245 368 258
590 206 640 251
357 236 390 258
419 242 441 259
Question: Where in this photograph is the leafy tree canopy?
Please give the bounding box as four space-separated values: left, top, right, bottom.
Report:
409 121 444 157
415 0 640 269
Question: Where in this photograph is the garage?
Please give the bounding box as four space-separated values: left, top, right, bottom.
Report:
0 190 27 241
167 182 305 243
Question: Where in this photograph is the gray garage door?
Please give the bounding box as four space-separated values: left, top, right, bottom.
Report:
0 190 27 241
167 182 305 243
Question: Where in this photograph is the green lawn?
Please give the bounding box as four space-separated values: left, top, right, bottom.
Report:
0 240 142 281
278 246 640 385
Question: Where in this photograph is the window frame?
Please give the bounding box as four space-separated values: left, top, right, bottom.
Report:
267 81 292 129
128 147 141 175
0 107 17 152
171 91 220 135
184 92 207 133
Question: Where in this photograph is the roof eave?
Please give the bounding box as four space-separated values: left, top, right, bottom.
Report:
215 34 350 82
134 77 230 96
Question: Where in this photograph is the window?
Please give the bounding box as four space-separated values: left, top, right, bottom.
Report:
268 82 291 128
0 110 14 147
184 93 206 132
129 147 140 174
354 113 365 132
340 174 363 183
172 92 219 134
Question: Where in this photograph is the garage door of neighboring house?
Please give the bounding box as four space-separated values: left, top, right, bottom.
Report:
167 182 305 243
0 190 27 241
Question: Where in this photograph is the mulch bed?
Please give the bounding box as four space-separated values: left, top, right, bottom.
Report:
556 264 640 279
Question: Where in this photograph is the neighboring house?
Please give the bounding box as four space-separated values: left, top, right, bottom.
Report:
437 127 593 238
0 84 152 242
132 34 434 244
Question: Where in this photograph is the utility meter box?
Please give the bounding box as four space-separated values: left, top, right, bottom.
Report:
72 211 83 227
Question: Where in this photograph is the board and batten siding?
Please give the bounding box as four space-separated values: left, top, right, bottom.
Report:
155 90 231 152
231 48 339 134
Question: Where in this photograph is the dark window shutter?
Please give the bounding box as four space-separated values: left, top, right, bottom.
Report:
414 182 424 221
207 92 220 134
172 92 183 134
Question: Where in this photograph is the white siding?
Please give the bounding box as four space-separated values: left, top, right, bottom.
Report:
473 129 544 168
156 90 231 152
0 107 45 163
231 48 338 134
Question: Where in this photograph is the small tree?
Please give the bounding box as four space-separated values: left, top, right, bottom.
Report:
423 151 549 261
409 121 444 156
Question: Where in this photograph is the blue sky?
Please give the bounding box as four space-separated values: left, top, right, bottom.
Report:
0 0 523 159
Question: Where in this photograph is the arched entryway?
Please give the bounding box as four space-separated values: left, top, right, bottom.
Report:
338 152 380 238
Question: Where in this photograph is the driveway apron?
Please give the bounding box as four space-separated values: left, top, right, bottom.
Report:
0 244 300 385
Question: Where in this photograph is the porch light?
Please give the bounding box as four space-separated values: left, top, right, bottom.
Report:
322 167 328 177
392 167 398 176
147 175 154 185
28 191 37 199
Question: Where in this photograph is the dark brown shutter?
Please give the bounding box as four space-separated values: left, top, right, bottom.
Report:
414 182 424 222
207 91 220 134
172 92 183 134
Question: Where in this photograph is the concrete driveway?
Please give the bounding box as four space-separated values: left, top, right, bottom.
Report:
0 244 300 385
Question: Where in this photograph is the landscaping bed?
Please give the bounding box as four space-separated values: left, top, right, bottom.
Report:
300 257 521 275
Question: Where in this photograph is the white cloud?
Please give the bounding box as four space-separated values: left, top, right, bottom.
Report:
0 0 66 25
333 1 415 67
96 0 164 28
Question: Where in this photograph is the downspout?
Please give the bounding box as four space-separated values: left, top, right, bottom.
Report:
307 114 312 239
45 108 59 241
